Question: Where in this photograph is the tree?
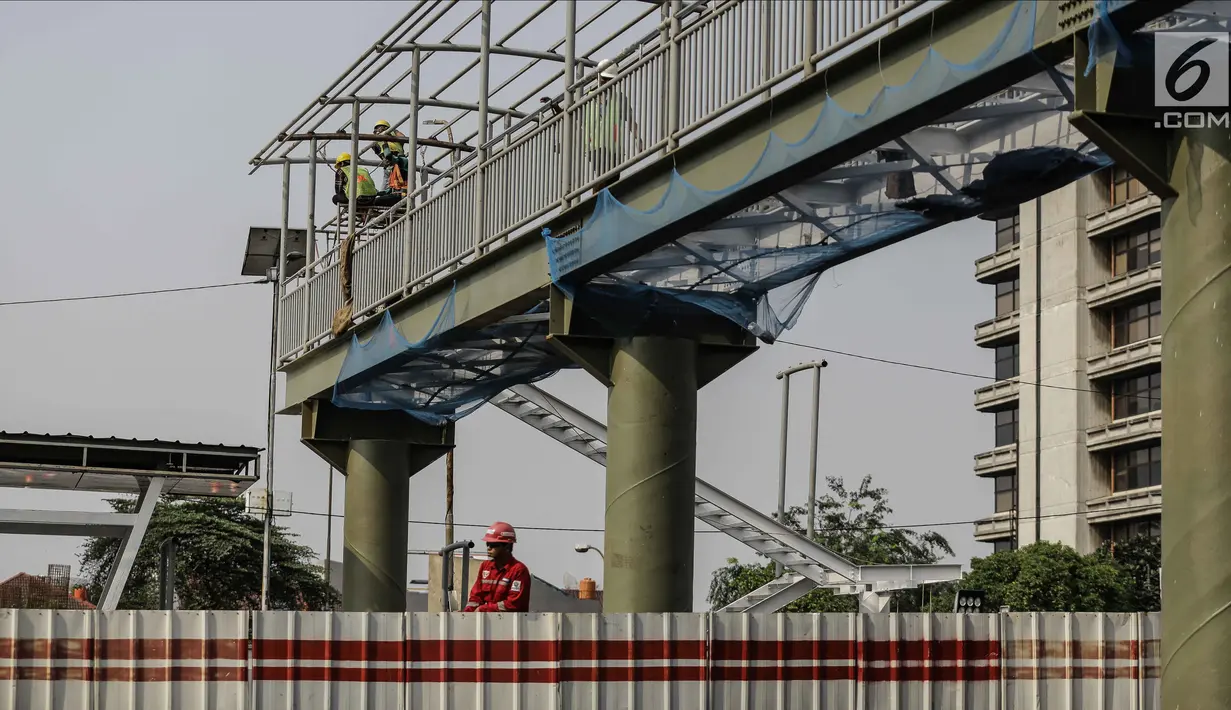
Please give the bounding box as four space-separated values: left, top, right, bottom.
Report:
928 537 1161 613
1100 534 1161 612
707 475 954 612
929 540 1132 613
79 496 337 611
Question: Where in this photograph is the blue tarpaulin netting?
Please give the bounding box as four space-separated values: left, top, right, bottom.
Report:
332 0 1122 423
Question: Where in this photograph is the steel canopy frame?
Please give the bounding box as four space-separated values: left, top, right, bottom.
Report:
0 433 260 612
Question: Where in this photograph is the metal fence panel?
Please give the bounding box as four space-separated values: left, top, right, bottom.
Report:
0 610 1160 710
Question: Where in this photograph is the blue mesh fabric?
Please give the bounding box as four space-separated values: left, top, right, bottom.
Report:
332 0 1118 422
331 289 573 425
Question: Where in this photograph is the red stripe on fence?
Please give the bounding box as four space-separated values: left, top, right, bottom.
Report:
0 639 247 662
0 667 248 682
252 639 711 663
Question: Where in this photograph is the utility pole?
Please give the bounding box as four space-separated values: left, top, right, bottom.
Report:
444 450 455 546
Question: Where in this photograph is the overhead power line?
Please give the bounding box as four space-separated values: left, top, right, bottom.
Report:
0 279 267 307
777 338 1161 403
280 504 1106 535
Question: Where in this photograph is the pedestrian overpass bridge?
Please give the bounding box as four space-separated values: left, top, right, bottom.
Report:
248 0 1211 628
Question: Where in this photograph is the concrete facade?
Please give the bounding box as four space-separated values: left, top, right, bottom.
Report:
972 158 1163 554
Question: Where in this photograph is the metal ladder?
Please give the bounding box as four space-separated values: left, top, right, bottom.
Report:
489 383 960 612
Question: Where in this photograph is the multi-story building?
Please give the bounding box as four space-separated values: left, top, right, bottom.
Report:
971 165 1163 554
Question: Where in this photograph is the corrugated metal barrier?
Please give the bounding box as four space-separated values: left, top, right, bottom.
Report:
0 610 1160 709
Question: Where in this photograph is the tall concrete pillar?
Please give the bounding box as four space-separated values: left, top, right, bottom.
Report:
343 439 412 612
1161 125 1231 707
603 336 698 613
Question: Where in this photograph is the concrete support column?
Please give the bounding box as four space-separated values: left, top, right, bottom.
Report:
343 439 412 612
1161 125 1231 707
603 336 698 613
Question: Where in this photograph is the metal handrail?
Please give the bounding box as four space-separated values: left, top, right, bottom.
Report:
277 0 934 363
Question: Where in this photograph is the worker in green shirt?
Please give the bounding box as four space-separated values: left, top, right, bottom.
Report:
583 59 643 194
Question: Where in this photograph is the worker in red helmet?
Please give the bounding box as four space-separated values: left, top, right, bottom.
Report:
464 521 533 613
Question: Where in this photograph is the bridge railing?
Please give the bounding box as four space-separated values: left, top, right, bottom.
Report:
277 0 938 364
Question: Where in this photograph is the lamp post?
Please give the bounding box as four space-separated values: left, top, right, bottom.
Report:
241 225 308 610
774 360 828 574
574 543 605 560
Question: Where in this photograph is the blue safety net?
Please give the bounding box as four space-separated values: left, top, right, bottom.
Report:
331 290 571 425
331 0 1121 423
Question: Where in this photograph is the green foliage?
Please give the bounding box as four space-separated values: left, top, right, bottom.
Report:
928 537 1160 613
707 475 954 612
79 496 337 611
1099 534 1161 612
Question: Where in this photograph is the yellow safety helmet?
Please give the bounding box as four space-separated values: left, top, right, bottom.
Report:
374 119 390 130
335 152 352 166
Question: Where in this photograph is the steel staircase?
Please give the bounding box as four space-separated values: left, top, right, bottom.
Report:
489 383 961 612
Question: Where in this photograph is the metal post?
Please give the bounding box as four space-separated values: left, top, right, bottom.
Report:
806 364 823 539
402 48 420 296
561 0 576 206
343 440 412 612
803 0 818 75
324 466 334 597
776 361 828 542
348 100 360 240
304 138 317 348
438 540 474 612
261 161 290 612
307 138 318 269
604 336 697 613
158 538 176 611
1161 123 1231 709
774 373 790 576
444 449 455 546
473 0 491 254
666 0 682 151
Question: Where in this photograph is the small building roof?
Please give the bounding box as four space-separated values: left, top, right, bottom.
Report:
0 431 261 497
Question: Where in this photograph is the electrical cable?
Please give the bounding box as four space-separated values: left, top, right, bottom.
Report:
0 279 267 307
777 338 1161 403
276 503 1113 535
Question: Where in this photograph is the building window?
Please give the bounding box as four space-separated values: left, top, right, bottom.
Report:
1112 298 1161 347
992 538 1017 554
994 407 1018 447
1112 371 1161 419
1110 165 1147 205
995 213 1021 251
995 278 1020 317
994 474 1017 513
994 343 1020 381
1111 223 1162 276
1109 517 1161 543
1112 445 1162 492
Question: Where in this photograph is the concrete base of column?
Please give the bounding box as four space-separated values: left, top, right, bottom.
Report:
342 440 412 612
603 336 698 613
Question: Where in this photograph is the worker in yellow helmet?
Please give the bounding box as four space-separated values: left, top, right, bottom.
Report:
333 152 378 205
370 119 409 193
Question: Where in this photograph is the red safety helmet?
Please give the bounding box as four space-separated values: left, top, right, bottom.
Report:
483 521 517 544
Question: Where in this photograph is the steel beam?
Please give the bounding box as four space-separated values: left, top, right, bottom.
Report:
98 476 165 611
0 509 138 538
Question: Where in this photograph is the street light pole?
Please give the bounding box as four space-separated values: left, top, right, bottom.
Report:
774 361 828 554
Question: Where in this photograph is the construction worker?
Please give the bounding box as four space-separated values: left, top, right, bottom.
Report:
332 152 378 205
583 58 644 193
464 521 532 613
370 119 409 193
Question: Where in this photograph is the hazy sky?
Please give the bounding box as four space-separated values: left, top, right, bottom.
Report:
0 1 997 609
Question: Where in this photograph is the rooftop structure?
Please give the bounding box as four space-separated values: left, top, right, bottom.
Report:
0 431 260 611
